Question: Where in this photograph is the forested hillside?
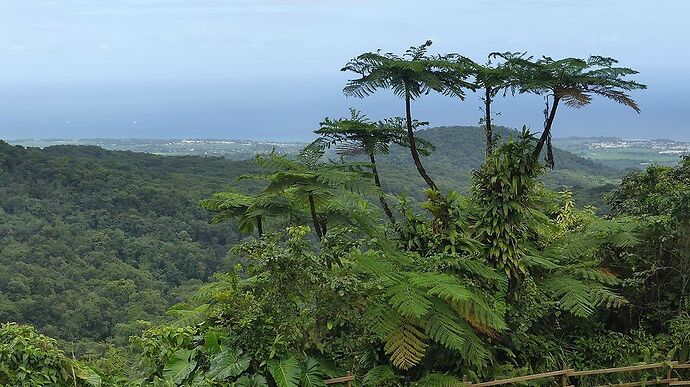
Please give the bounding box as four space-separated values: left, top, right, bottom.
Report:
376 125 619 207
0 141 256 351
0 126 619 354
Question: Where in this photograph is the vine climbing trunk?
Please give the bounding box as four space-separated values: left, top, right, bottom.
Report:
308 194 323 241
256 216 263 238
405 93 438 191
532 96 560 166
370 153 395 223
485 86 494 158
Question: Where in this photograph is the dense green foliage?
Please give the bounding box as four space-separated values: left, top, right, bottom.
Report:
0 142 257 351
1 322 101 386
0 125 613 356
5 41 688 387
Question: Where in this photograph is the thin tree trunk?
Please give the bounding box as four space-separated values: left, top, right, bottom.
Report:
308 194 323 241
405 93 438 191
485 86 493 158
256 216 263 238
370 153 395 222
532 96 560 162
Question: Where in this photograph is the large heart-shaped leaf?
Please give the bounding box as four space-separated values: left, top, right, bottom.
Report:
163 349 197 385
267 357 301 387
208 347 250 380
234 374 269 387
300 358 326 387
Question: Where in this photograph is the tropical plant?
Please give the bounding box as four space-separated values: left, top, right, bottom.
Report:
239 147 376 241
0 323 101 386
472 129 542 278
131 225 366 386
134 323 327 386
606 156 690 327
351 246 507 371
341 40 475 191
466 53 522 157
314 109 403 222
499 54 646 167
314 109 435 223
199 190 254 233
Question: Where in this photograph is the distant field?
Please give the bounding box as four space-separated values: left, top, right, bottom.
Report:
553 137 689 170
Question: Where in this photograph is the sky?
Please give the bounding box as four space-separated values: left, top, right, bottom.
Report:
0 0 688 141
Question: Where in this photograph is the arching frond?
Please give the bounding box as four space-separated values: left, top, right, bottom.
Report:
411 373 464 387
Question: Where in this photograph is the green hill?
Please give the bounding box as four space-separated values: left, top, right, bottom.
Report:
0 128 619 353
0 141 256 352
376 126 620 208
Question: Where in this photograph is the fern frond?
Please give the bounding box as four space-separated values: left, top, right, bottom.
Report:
383 319 428 370
411 373 464 387
362 365 400 386
410 272 506 331
543 275 626 318
386 281 433 319
544 276 596 318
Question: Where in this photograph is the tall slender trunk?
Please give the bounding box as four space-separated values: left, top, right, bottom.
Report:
532 96 560 163
405 93 438 191
370 153 395 222
256 216 263 238
484 86 494 158
308 194 323 241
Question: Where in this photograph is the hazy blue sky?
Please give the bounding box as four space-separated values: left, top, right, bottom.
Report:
0 0 688 140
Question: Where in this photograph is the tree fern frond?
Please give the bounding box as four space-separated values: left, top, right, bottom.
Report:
362 365 400 387
544 276 597 317
523 254 561 270
383 319 428 370
411 373 464 387
386 281 434 318
410 272 506 331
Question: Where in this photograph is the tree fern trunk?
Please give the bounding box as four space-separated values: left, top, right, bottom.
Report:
532 96 560 165
370 153 395 223
485 86 494 158
308 194 323 241
405 93 438 191
256 216 263 238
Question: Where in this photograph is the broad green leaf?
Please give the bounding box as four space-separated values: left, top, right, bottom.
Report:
208 347 250 380
163 349 197 385
75 364 102 387
234 374 269 387
300 358 327 387
267 357 301 387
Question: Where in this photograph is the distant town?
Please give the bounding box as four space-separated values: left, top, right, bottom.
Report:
9 134 690 170
553 136 690 169
9 138 307 160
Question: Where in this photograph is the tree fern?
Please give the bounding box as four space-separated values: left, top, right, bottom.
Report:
383 319 429 370
495 53 646 167
342 41 474 191
353 249 503 370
